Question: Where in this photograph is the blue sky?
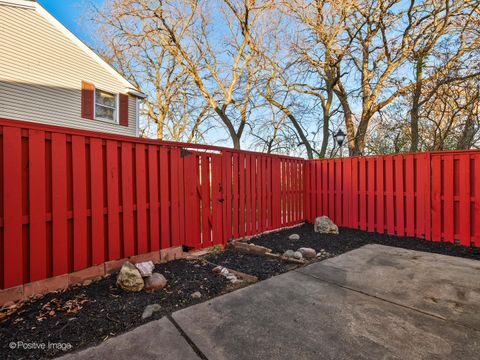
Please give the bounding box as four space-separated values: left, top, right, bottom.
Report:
37 0 102 44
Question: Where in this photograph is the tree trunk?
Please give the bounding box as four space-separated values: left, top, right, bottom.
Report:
319 90 333 158
263 96 314 159
353 116 370 156
334 82 355 155
231 135 241 149
457 115 475 150
410 57 424 152
319 114 330 158
213 107 242 149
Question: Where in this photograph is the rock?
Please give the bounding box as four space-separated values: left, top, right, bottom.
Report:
142 304 161 319
82 279 92 286
317 249 330 258
314 216 339 234
191 291 202 299
288 233 300 240
212 266 223 273
144 273 167 291
116 261 144 292
283 250 295 258
292 251 303 260
297 247 316 259
135 261 155 277
226 274 239 282
213 266 243 283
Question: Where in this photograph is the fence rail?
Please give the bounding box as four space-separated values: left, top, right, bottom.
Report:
1 118 479 291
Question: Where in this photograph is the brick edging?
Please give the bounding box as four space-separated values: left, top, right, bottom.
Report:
0 247 183 308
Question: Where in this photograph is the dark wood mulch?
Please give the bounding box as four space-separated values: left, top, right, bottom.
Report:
205 250 291 280
0 259 230 360
3 225 479 359
248 223 480 261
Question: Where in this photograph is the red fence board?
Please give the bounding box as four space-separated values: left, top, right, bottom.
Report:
121 143 135 257
28 130 47 282
89 138 105 265
51 133 68 277
3 127 23 287
72 136 88 270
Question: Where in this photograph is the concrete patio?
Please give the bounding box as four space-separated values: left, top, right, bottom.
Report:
60 245 480 360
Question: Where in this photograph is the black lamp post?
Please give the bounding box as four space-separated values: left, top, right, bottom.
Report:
333 129 346 157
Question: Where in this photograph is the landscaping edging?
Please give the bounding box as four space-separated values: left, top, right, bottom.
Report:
0 247 183 308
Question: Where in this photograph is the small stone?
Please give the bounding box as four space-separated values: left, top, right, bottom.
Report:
288 234 300 240
144 273 167 291
292 251 303 260
135 261 155 277
212 266 223 273
191 291 202 299
117 261 144 292
142 304 161 319
82 279 92 286
314 216 339 234
226 274 238 282
283 250 295 258
297 247 316 259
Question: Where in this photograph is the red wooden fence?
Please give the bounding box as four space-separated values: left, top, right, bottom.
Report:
2 117 479 291
304 152 480 248
0 119 304 290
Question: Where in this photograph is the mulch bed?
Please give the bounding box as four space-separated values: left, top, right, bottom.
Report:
0 259 230 359
248 223 480 261
205 250 291 280
4 225 479 359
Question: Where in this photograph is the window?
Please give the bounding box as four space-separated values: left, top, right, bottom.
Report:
95 89 117 122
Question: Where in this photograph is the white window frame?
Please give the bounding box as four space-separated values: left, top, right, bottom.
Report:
94 87 119 124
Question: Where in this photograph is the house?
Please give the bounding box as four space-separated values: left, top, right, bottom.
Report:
0 0 145 136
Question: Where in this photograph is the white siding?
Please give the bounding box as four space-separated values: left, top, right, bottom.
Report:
0 4 138 136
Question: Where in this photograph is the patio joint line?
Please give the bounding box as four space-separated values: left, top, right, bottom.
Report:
167 315 210 360
293 269 480 333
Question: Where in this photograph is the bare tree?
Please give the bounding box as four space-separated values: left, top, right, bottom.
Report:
275 0 354 157
408 1 480 150
337 0 478 154
137 0 275 149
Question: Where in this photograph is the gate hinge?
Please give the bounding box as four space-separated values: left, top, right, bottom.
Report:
180 148 192 157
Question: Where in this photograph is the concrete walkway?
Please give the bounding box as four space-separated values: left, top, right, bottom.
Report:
60 245 480 360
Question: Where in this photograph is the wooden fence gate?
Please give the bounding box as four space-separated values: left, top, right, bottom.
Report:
182 150 224 249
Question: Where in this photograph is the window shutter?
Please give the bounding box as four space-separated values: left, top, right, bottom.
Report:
81 81 94 120
119 94 129 126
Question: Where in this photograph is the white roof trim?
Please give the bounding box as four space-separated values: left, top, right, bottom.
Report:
2 0 145 97
0 0 36 8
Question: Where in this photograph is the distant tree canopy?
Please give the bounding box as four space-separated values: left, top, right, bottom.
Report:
91 0 480 157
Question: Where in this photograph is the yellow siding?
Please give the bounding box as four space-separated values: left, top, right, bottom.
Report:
0 4 138 136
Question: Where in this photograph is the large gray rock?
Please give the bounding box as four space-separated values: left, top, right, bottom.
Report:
117 261 144 292
314 216 339 234
144 273 167 291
